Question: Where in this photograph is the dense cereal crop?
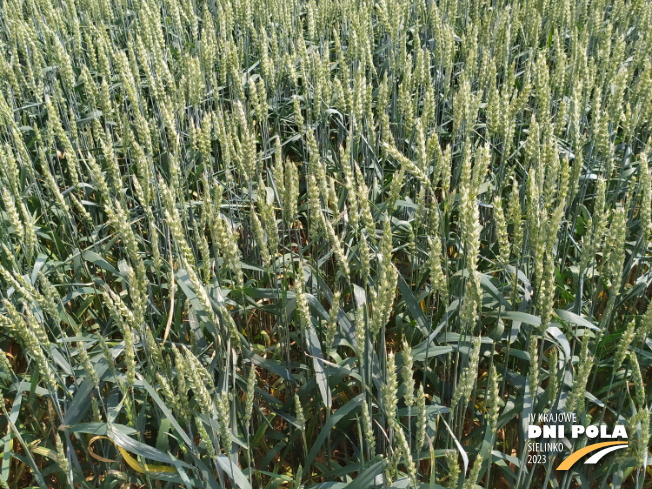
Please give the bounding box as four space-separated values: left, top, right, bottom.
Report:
0 0 651 487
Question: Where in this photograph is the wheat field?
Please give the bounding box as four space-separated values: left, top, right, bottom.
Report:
0 0 651 487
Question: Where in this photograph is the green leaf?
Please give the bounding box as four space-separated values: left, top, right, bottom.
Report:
307 318 332 408
82 250 120 276
63 379 94 425
61 423 137 436
555 309 599 331
138 376 194 447
397 275 429 336
215 455 252 489
546 325 571 360
30 254 48 285
305 394 364 470
109 425 193 468
486 311 541 328
345 460 385 488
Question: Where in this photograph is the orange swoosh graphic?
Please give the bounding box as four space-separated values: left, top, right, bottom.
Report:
557 441 628 470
